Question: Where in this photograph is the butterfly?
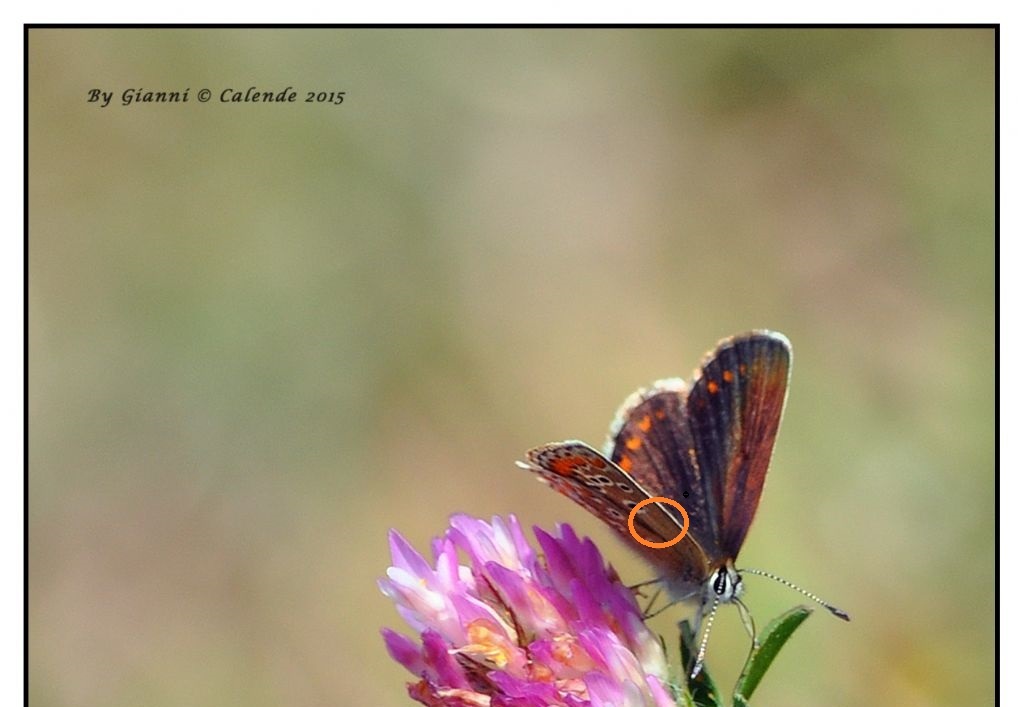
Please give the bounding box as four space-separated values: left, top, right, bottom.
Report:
517 331 848 677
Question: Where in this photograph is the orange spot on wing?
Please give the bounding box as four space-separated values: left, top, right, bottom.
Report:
551 457 583 476
625 437 642 451
590 455 607 469
654 409 666 420
738 363 747 374
707 380 719 394
638 414 652 432
723 369 734 383
618 456 633 472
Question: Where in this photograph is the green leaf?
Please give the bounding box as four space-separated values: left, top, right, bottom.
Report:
678 619 725 707
733 605 814 702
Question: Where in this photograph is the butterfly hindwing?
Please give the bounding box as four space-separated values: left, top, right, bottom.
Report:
604 380 721 562
520 441 709 592
686 331 791 559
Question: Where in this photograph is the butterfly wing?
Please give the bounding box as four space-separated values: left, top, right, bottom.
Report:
686 331 791 560
520 441 709 594
603 379 722 562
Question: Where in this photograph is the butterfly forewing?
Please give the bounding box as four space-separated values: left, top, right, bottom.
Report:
521 441 709 592
686 332 791 559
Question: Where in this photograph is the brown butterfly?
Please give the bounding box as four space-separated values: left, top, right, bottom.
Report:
518 331 848 676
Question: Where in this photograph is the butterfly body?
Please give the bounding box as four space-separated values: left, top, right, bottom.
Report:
519 331 846 673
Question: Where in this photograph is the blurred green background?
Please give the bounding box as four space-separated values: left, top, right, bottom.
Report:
29 28 994 706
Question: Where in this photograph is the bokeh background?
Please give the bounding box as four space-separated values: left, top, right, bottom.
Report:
29 28 995 706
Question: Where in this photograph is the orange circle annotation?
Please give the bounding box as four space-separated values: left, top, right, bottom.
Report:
627 497 690 549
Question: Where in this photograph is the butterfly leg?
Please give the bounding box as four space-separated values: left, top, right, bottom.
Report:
642 585 664 617
643 583 700 620
644 595 683 620
628 578 667 616
628 577 665 594
733 596 759 648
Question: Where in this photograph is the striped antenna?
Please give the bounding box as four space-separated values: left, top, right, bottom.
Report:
690 595 721 679
741 567 850 621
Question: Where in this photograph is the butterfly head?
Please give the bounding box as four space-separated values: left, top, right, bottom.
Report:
706 560 744 605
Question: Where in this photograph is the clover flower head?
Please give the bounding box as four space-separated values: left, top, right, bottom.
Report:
379 514 678 707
